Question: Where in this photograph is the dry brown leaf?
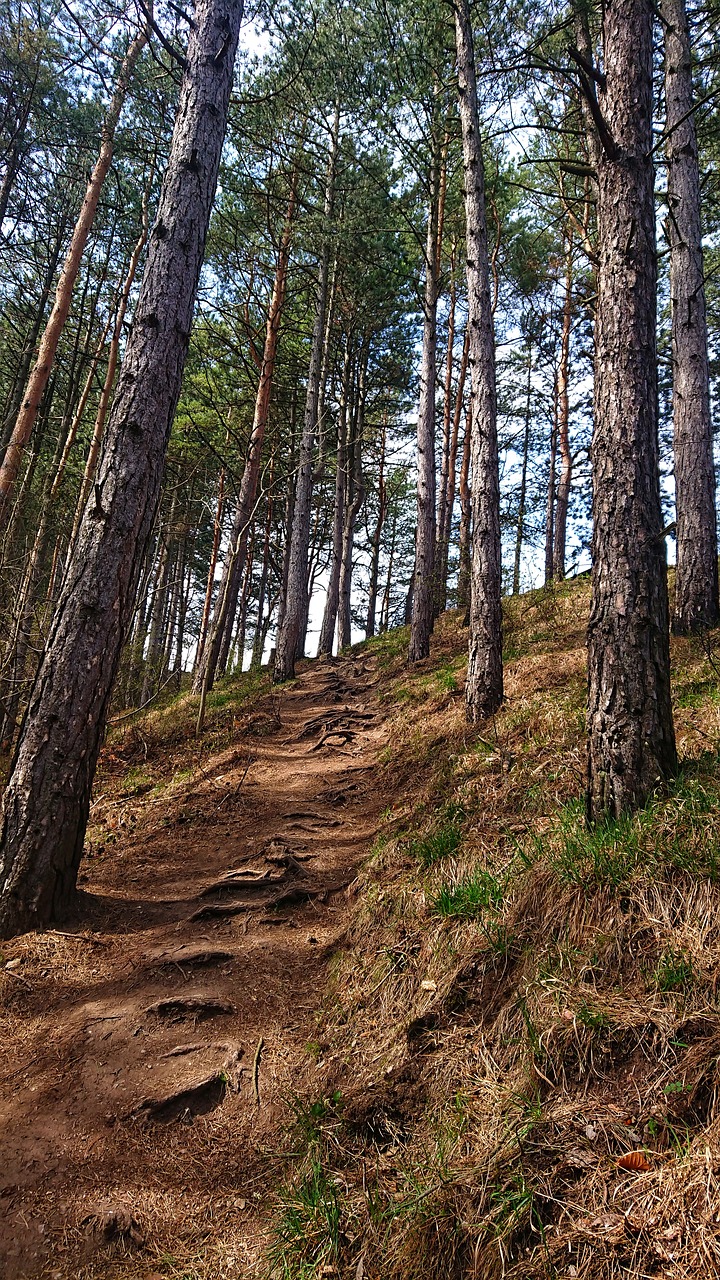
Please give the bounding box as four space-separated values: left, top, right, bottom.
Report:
616 1150 651 1172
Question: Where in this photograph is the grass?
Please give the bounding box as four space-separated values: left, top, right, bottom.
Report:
431 868 503 918
265 588 720 1280
407 820 462 867
269 1162 344 1279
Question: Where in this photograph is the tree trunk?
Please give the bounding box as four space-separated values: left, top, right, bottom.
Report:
317 338 351 655
553 228 574 579
439 324 469 602
662 0 718 632
193 162 299 696
457 405 471 613
338 349 367 649
0 0 244 939
545 379 558 586
434 263 455 617
194 447 227 673
513 339 533 596
586 0 677 821
365 414 387 639
0 21 149 528
408 130 441 663
274 108 339 682
68 175 153 551
454 0 503 721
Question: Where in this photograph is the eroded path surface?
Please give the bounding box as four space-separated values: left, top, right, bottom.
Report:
0 651 385 1279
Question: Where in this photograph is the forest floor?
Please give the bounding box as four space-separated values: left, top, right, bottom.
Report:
0 647 388 1279
4 579 720 1280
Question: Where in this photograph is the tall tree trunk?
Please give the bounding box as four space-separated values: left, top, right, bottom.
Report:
365 414 387 639
0 0 244 939
435 263 455 617
318 336 352 656
274 108 339 682
439 324 469 602
553 228 574 579
338 348 367 649
662 0 718 632
545 379 558 586
454 0 503 721
408 133 441 663
513 339 533 596
380 506 397 632
586 0 677 821
193 163 299 697
194 446 227 673
457 405 471 613
68 174 153 551
0 21 149 528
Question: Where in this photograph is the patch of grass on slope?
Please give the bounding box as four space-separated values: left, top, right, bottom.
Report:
268 586 720 1280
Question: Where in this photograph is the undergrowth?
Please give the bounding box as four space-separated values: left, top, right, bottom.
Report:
267 589 720 1280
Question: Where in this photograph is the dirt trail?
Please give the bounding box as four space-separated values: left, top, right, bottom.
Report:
0 650 386 1279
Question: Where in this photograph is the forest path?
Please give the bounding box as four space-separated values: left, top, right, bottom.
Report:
0 649 387 1279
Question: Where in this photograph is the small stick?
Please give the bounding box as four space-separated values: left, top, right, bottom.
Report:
252 1036 264 1104
3 968 32 988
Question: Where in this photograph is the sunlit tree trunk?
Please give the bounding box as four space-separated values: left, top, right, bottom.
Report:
274 108 339 681
662 0 718 633
553 228 574 579
454 0 503 720
0 0 244 939
0 20 149 528
408 128 441 663
586 0 676 820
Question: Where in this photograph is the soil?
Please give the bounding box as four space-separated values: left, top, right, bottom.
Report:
0 650 386 1279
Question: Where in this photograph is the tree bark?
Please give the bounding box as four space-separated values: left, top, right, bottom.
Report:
0 21 149 528
274 108 339 682
434 264 455 617
366 414 387 639
338 349 367 649
317 337 352 656
438 324 469 603
457 405 471 613
586 0 677 821
0 0 244 939
553 228 574 579
662 0 718 633
68 175 153 552
513 339 533 596
408 130 441 663
193 162 299 696
545 378 558 586
454 0 503 721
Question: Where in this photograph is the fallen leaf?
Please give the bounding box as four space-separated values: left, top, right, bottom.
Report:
617 1150 651 1172
420 980 437 992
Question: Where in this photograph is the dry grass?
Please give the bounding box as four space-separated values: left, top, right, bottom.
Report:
265 580 720 1280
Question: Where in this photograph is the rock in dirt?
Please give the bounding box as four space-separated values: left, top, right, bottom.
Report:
146 945 235 969
144 995 235 1022
131 1051 244 1123
81 1205 144 1246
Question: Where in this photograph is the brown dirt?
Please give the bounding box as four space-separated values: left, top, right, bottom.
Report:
0 650 386 1279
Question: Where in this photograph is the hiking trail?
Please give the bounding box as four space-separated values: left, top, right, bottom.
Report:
0 649 386 1279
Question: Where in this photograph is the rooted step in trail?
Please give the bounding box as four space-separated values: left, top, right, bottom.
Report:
0 650 386 1279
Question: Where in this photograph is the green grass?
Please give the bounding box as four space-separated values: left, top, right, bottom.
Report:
431 869 503 918
542 768 720 888
652 948 695 992
269 1162 344 1279
408 821 462 868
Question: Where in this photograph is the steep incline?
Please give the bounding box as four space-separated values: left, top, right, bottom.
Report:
0 649 385 1279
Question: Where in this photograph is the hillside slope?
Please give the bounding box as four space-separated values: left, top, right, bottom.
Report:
2 577 720 1279
267 581 720 1280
